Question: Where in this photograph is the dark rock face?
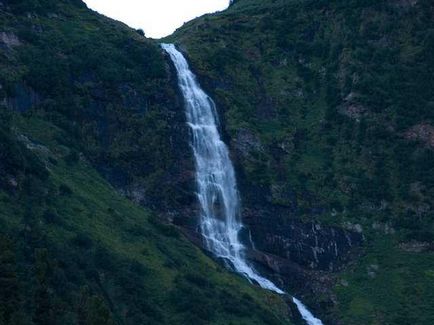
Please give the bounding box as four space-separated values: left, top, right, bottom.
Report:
239 201 363 304
240 205 363 322
247 213 363 272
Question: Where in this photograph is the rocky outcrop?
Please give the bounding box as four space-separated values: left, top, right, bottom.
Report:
240 209 363 322
249 217 363 272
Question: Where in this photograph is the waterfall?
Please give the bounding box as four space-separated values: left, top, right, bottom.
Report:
162 43 323 325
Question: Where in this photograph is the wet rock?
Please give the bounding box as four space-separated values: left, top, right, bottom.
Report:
245 209 363 272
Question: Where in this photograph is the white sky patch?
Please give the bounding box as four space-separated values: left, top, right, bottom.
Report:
83 0 230 38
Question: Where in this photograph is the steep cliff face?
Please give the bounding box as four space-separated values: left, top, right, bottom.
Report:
169 0 434 323
247 214 363 272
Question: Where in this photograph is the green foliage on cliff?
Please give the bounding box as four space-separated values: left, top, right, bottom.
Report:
0 1 292 324
172 0 434 231
169 0 434 323
1 0 184 211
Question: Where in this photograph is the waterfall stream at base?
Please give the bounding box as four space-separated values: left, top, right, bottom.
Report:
162 43 323 325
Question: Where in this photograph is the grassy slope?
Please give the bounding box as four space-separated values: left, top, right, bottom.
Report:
170 0 434 323
0 112 291 324
0 0 292 324
336 236 434 324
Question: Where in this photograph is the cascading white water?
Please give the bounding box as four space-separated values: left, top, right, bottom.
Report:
162 43 323 325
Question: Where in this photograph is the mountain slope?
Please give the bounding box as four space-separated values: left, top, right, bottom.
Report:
0 113 291 324
0 0 292 324
169 0 434 323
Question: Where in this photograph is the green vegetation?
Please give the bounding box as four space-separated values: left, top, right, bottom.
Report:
1 0 184 211
2 0 433 323
169 0 434 323
0 0 291 323
0 112 291 324
171 0 434 230
335 236 434 324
